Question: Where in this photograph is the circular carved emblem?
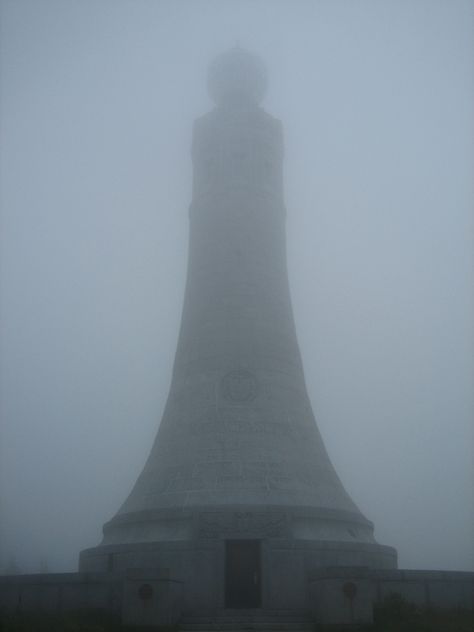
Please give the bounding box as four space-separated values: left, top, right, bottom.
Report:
342 581 357 600
138 583 153 601
221 370 258 402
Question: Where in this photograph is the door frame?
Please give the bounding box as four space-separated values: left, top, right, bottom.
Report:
224 539 262 609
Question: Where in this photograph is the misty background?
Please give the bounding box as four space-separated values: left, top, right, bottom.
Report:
1 0 472 574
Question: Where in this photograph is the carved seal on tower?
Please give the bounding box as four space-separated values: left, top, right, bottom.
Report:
221 369 258 402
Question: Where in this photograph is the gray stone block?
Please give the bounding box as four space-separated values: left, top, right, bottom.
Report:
121 569 183 627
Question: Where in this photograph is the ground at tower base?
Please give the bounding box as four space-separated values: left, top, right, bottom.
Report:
0 568 473 629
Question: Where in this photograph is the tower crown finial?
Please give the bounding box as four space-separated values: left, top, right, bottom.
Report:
208 48 267 105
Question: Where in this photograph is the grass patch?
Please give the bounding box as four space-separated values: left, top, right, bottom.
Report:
372 593 473 631
0 609 178 632
315 593 473 632
1 599 472 632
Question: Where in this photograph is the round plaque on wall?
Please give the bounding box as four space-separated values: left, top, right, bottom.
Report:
221 369 258 402
138 583 153 601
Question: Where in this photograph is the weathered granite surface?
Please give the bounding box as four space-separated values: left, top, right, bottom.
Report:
85 48 393 561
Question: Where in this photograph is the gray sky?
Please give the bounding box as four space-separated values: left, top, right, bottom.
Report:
1 0 473 573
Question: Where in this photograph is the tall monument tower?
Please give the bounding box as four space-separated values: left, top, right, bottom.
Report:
80 48 396 612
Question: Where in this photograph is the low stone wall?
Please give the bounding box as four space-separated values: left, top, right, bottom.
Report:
0 570 184 626
1 566 472 627
0 572 122 615
372 568 474 610
309 567 474 626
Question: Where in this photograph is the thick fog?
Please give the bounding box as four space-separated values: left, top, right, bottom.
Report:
1 0 473 574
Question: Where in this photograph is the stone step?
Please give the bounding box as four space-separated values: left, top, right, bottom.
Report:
187 610 308 615
180 617 311 625
180 627 313 632
181 616 311 622
180 623 314 631
180 609 314 631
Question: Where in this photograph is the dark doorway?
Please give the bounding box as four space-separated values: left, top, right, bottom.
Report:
225 539 261 608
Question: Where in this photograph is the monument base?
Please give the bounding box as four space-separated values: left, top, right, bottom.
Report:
79 538 397 613
2 566 472 628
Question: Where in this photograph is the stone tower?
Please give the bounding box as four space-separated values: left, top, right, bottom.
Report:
80 48 396 612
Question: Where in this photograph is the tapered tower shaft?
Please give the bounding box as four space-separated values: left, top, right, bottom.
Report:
100 49 376 546
81 52 396 583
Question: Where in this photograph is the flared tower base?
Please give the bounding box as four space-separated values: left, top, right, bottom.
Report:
79 504 396 613
80 540 396 614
